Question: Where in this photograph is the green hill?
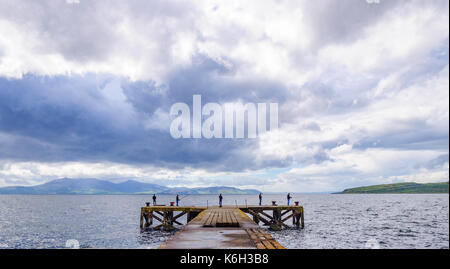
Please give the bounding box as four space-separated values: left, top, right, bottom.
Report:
339 182 449 194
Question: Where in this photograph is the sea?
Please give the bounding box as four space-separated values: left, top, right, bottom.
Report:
0 194 448 249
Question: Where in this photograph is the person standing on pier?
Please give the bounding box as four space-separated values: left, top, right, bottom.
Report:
176 194 180 206
152 194 157 205
219 193 223 207
287 193 292 206
259 193 262 206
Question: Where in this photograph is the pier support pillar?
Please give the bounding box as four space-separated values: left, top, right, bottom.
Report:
143 211 154 228
270 209 282 231
253 215 260 224
300 208 305 229
161 211 176 231
187 211 191 222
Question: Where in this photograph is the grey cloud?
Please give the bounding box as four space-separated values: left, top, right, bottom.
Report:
301 0 401 47
0 68 293 171
425 154 449 169
0 1 119 62
0 0 198 63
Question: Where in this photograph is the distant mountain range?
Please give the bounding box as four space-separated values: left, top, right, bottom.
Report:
339 182 449 194
0 178 260 195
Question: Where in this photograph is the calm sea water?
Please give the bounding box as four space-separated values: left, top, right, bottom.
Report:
0 194 448 249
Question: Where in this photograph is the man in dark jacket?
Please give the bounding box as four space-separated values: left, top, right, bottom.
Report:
287 193 292 206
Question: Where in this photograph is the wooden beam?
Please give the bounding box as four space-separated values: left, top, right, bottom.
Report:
151 212 164 223
259 210 275 221
280 210 291 217
154 211 164 217
172 211 187 221
247 209 271 226
173 220 183 225
281 213 294 223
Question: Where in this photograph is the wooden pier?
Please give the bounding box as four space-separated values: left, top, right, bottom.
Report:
140 204 304 249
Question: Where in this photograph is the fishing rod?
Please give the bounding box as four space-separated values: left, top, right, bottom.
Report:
178 194 191 200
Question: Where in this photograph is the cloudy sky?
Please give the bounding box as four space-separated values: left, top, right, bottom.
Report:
0 0 448 192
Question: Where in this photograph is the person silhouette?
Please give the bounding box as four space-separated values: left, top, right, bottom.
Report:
259 193 262 206
176 194 180 206
219 193 223 207
287 193 292 206
152 194 157 205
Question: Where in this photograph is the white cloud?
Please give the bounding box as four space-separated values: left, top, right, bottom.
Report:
0 160 273 189
66 0 80 4
318 1 449 75
257 64 449 162
276 147 448 192
1 1 445 84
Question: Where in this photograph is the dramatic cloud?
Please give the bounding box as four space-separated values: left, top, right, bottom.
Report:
0 0 448 191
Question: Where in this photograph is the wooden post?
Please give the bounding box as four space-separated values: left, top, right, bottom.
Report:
253 214 260 224
144 212 150 227
292 209 296 225
168 211 174 225
163 211 168 226
274 209 281 222
300 208 305 229
187 211 191 222
270 209 282 231
161 210 176 231
140 210 144 229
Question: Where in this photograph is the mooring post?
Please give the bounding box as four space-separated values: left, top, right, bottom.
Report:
140 209 144 229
